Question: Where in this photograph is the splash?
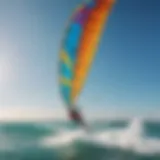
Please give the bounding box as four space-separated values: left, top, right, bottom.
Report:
40 118 160 154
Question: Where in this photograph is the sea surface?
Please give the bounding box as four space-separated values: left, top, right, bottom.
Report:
0 119 160 160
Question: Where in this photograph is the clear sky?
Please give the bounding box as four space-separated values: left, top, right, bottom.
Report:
0 0 159 119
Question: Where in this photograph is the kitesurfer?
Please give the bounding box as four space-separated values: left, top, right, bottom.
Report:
68 108 88 130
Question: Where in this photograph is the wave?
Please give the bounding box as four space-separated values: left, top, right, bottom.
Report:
0 132 15 151
40 118 160 155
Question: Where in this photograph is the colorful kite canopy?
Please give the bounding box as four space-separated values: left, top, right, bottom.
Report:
59 0 115 108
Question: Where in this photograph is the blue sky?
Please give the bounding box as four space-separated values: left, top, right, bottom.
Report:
0 0 159 119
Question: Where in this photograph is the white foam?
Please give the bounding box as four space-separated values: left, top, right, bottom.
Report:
41 118 160 154
41 129 86 147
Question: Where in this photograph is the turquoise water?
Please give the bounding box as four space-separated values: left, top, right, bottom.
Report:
0 120 160 160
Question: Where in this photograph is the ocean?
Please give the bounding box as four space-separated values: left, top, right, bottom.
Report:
0 119 160 160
